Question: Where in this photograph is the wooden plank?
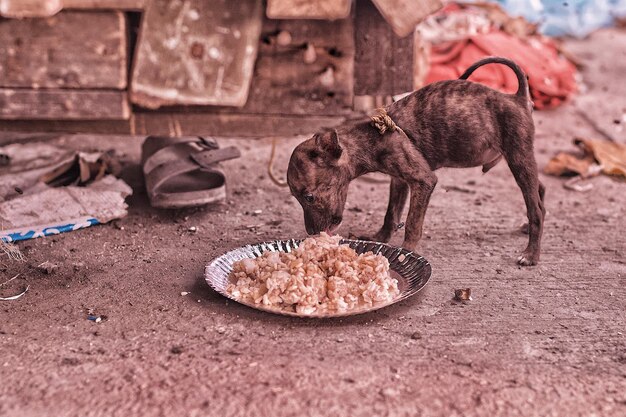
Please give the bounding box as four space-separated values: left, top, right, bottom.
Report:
0 89 130 120
371 0 442 37
63 0 144 10
0 0 145 17
0 113 346 137
0 0 62 17
130 0 263 109
266 0 351 20
235 17 354 115
0 120 132 134
0 11 127 89
131 113 346 137
354 0 413 96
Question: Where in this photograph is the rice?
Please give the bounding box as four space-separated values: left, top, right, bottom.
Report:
226 233 399 314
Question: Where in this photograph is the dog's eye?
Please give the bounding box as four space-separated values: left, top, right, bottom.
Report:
303 193 315 203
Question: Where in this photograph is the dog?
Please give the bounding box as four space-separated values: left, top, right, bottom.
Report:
287 57 545 266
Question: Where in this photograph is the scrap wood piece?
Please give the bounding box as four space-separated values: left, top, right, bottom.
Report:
63 0 145 10
0 0 62 17
0 89 130 120
131 113 345 137
355 0 413 96
131 0 263 109
0 11 127 89
0 0 145 16
0 176 132 243
371 0 443 38
266 0 351 20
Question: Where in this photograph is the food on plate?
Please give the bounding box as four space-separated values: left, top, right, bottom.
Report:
226 233 399 314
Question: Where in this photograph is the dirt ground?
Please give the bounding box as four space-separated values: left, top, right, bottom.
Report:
1 29 625 417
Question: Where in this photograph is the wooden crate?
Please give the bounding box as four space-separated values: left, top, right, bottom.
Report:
0 10 129 120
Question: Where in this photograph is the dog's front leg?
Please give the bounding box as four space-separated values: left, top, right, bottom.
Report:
402 172 438 252
372 177 409 242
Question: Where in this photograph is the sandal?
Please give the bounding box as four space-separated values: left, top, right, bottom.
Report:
141 136 240 209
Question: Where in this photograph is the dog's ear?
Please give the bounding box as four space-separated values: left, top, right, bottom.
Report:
314 130 342 160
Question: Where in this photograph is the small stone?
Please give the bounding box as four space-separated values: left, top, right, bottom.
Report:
381 387 399 398
170 345 183 354
188 226 198 233
410 331 422 340
252 210 262 215
216 326 226 334
180 291 189 296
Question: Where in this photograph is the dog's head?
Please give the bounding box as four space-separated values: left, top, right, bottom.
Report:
287 130 349 235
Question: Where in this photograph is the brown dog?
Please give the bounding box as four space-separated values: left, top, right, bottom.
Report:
287 57 545 266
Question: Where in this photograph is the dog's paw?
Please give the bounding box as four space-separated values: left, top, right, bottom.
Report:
354 231 391 243
517 252 538 266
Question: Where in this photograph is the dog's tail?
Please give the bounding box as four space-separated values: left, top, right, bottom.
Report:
459 57 529 99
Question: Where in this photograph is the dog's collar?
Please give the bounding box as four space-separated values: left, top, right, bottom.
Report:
370 108 406 136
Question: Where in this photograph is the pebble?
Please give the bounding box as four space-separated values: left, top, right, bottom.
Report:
180 292 189 296
410 331 422 340
380 388 399 398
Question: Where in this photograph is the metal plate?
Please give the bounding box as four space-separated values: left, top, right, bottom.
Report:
205 239 432 318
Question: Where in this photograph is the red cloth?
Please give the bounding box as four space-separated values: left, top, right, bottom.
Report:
425 30 577 109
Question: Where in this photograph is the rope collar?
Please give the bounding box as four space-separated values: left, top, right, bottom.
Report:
370 108 406 136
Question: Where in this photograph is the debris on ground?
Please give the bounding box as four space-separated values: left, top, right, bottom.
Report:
37 261 58 274
454 288 472 301
180 291 190 296
1 240 24 262
0 275 29 301
87 308 108 323
544 137 626 191
0 176 132 243
0 143 132 243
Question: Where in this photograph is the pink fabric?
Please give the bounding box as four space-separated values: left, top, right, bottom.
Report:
425 30 577 109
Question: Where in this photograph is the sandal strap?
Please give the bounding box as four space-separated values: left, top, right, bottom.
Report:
190 147 241 169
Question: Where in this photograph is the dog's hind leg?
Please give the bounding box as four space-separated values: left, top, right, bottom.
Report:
503 139 545 266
